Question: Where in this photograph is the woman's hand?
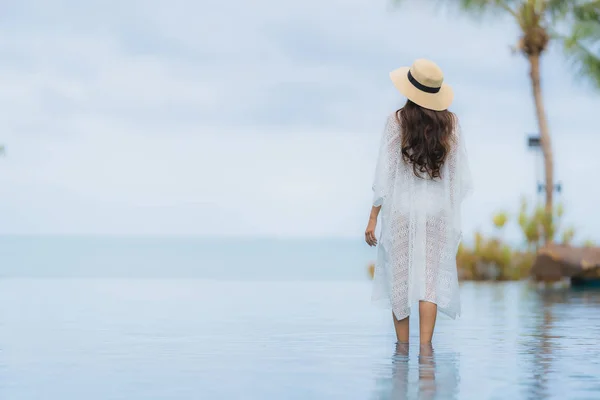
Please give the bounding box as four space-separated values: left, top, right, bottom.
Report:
365 217 378 247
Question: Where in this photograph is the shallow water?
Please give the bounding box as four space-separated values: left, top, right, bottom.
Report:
1 279 599 399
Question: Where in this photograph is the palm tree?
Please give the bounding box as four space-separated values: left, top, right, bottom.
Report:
396 0 600 216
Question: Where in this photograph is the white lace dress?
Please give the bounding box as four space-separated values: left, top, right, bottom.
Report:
371 112 473 320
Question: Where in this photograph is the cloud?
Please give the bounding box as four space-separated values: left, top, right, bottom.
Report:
0 0 598 241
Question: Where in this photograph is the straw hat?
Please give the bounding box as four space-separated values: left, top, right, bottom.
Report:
389 59 453 111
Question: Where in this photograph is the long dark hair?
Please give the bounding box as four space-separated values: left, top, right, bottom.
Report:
398 99 456 180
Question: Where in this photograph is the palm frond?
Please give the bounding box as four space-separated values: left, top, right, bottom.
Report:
545 0 570 19
555 24 600 88
557 1 600 87
546 0 600 22
573 0 600 23
458 0 519 10
566 45 600 88
457 0 522 19
394 0 522 18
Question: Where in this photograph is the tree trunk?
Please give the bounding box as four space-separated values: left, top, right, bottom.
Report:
528 54 554 239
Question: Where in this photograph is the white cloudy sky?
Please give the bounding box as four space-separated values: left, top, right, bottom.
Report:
0 0 598 241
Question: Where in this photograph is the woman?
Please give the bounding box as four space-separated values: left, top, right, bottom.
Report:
365 59 472 345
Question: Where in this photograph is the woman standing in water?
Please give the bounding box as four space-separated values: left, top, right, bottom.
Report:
365 59 473 345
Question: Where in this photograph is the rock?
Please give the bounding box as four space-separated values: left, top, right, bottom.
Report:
530 244 600 282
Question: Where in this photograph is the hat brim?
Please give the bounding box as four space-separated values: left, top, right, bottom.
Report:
389 67 454 112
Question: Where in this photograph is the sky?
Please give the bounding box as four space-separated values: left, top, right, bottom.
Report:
0 0 599 242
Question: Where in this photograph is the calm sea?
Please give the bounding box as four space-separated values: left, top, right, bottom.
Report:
1 236 599 400
0 236 375 280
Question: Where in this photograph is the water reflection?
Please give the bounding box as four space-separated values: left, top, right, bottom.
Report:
537 285 600 306
4 280 600 399
418 344 436 400
523 292 555 400
384 343 410 399
373 343 460 400
521 287 600 400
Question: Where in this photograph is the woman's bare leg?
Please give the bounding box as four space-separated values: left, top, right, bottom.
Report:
392 312 409 343
419 301 437 344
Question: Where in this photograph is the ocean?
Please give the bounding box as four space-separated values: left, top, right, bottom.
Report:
1 236 599 399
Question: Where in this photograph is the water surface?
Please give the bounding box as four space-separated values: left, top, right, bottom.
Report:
1 279 599 399
1 237 599 399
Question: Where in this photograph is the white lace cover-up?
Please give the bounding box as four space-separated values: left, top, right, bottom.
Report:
371 112 473 320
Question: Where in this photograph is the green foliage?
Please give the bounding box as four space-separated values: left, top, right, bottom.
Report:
456 0 520 15
457 208 532 281
584 239 596 247
492 211 509 229
556 202 564 218
562 227 576 244
516 198 573 249
456 197 583 281
456 230 534 281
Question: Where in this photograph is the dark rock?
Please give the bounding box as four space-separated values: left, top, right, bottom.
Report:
531 244 600 282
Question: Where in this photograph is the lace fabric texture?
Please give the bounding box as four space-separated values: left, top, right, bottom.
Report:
371 112 473 320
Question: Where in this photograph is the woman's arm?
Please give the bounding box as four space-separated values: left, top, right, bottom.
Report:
366 114 398 247
365 205 381 246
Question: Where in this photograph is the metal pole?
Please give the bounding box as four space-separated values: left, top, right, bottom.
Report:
527 134 562 199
